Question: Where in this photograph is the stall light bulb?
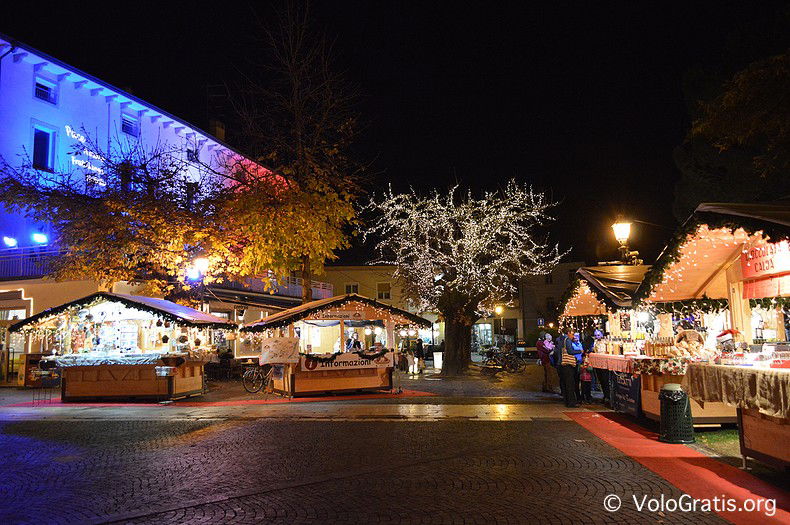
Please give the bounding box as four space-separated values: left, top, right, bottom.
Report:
364 327 372 336
374 327 383 335
408 329 417 337
399 329 407 337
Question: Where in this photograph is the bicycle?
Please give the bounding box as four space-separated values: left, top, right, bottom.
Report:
242 364 275 394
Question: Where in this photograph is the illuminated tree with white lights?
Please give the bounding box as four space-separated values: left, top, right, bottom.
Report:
366 180 565 374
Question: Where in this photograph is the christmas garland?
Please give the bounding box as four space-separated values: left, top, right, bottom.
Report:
556 276 619 318
559 314 608 331
648 298 730 315
242 293 431 332
749 297 790 310
10 292 237 333
635 210 790 303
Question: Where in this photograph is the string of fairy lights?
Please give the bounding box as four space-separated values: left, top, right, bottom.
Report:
364 181 566 317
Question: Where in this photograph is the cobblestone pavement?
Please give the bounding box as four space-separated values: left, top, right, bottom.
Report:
0 418 727 524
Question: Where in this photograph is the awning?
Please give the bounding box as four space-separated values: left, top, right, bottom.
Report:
558 265 650 317
636 201 790 303
242 293 431 332
10 292 238 332
577 265 651 308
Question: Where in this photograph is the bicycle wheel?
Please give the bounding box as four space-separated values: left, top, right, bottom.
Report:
513 357 527 373
242 368 264 393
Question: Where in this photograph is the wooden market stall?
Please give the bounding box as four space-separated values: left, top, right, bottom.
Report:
636 202 789 465
240 293 431 396
557 264 651 415
10 292 237 401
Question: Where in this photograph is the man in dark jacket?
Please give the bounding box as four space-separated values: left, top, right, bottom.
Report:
560 329 582 407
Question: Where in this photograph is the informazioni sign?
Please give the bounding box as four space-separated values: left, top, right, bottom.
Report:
301 352 393 371
312 310 365 321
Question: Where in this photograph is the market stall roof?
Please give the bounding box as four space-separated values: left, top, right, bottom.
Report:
558 264 650 317
10 292 238 332
635 201 790 304
241 293 432 332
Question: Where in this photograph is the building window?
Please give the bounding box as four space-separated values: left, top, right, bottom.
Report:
344 283 359 294
121 114 140 137
32 127 54 171
186 148 199 162
34 78 57 104
546 297 556 314
377 282 391 300
544 273 553 284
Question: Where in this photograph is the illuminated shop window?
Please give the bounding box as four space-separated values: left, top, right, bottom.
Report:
377 282 391 300
34 78 57 104
121 114 140 137
345 283 359 294
32 127 54 171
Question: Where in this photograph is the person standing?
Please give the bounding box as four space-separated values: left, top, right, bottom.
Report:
560 329 582 407
572 332 584 401
579 354 594 403
537 333 554 393
414 338 426 374
553 330 567 398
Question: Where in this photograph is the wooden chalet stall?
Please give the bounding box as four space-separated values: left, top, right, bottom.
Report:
637 202 789 467
241 294 431 396
558 265 650 415
10 293 237 401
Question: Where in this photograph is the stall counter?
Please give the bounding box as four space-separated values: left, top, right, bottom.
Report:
684 363 789 468
272 351 394 396
52 353 207 401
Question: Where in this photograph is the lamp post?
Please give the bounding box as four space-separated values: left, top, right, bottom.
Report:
186 257 211 312
494 305 504 346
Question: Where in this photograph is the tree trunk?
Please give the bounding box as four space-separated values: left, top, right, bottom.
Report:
442 314 473 375
300 254 312 304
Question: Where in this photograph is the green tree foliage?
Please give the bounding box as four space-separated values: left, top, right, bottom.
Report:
226 2 362 302
674 53 790 220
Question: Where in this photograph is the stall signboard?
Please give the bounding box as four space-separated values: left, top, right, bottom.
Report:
312 310 365 321
609 371 641 417
301 351 394 371
259 337 300 365
741 240 790 280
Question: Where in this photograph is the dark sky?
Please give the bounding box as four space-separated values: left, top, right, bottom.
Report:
5 1 790 264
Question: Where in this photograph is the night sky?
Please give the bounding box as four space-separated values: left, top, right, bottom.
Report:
4 1 789 264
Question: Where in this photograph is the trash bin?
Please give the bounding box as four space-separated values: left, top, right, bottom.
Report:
658 383 694 444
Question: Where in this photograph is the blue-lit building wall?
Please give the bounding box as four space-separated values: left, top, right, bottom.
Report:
0 34 232 250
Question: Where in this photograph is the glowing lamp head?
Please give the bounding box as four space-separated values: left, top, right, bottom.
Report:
31 233 48 244
494 305 504 316
3 236 17 247
185 266 201 281
373 326 383 335
193 257 210 274
364 327 373 336
399 329 408 337
548 322 555 328
408 328 417 337
612 221 631 244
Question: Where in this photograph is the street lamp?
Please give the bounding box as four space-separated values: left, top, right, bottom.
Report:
493 305 504 345
611 219 641 265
